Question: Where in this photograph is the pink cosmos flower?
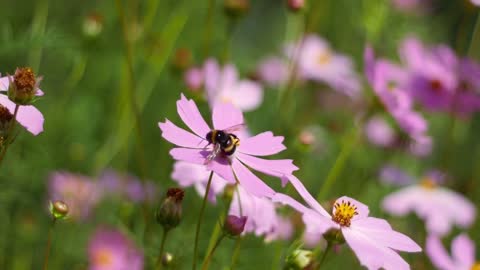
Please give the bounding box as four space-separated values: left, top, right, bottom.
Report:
159 94 298 198
203 58 263 112
364 116 395 148
472 0 480 6
229 185 293 241
426 234 479 270
273 175 421 270
0 75 44 135
184 67 204 91
99 170 157 203
171 161 228 203
365 46 431 155
49 171 102 220
256 56 289 87
382 170 476 236
288 35 361 98
88 228 143 270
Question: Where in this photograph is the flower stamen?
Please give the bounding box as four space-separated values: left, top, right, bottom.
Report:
317 51 332 66
471 262 480 270
420 177 437 190
332 200 358 227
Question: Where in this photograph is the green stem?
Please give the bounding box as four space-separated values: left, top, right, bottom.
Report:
200 234 225 270
42 219 56 270
156 228 170 270
0 104 20 167
316 123 359 201
192 171 214 270
315 243 331 270
203 0 216 58
115 0 148 179
468 11 480 58
29 0 49 71
229 237 242 270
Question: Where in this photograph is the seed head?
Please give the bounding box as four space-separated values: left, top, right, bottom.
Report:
156 188 185 230
8 67 38 105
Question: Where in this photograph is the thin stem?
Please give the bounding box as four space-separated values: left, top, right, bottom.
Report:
156 228 170 270
229 237 242 270
316 123 359 201
42 219 56 270
315 243 331 270
468 11 480 57
200 234 225 270
115 0 148 180
0 104 20 167
192 171 214 270
203 0 216 58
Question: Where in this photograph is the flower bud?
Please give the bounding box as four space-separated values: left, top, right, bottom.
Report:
155 188 184 230
82 12 103 38
284 249 313 270
224 0 250 18
287 0 304 12
171 48 193 72
49 200 69 220
224 215 247 236
7 67 38 105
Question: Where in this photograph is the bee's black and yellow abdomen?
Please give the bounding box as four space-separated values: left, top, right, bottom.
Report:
222 134 240 156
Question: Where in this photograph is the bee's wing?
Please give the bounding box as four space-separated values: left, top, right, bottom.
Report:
223 123 246 133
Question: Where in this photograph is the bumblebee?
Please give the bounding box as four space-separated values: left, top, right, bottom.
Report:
204 124 243 163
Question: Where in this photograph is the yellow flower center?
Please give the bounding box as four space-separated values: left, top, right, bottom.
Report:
420 177 437 190
94 248 113 266
332 200 358 227
471 262 480 270
317 51 332 66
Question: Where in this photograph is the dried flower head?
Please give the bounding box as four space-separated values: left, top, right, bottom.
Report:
8 67 38 105
156 188 185 230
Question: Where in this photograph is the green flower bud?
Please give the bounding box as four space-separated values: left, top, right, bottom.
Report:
7 67 39 105
284 249 313 270
156 188 184 230
323 228 345 245
49 200 69 220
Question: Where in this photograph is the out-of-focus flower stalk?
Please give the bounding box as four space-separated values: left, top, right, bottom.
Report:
316 123 360 201
42 220 55 270
0 104 19 167
155 228 169 270
229 237 243 269
29 0 49 71
203 0 216 58
43 201 69 270
192 171 214 270
315 243 332 270
200 234 225 270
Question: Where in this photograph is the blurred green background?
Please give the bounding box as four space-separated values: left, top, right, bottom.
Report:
0 0 479 269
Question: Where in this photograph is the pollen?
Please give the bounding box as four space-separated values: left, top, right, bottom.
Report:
332 200 358 227
420 177 437 190
13 67 36 93
317 51 332 66
94 248 113 266
471 263 480 270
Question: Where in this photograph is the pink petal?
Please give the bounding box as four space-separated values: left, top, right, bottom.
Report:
237 131 286 156
451 234 475 267
204 59 221 104
425 213 452 236
231 158 275 198
334 196 369 220
207 158 236 184
342 227 412 270
0 76 9 90
228 80 263 112
271 193 311 214
426 235 456 270
352 217 421 252
171 161 210 187
382 186 421 216
177 94 211 137
158 120 208 148
235 153 298 184
212 102 244 130
286 175 331 217
169 148 207 165
0 95 44 135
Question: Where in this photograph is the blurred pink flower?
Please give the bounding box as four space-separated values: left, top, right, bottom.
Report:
453 59 480 116
0 76 44 135
288 35 361 98
49 171 102 220
365 46 431 154
99 170 157 203
88 228 143 270
203 58 263 112
229 185 293 241
472 0 480 6
400 37 458 111
184 67 204 91
382 171 476 236
159 94 297 198
391 0 431 12
171 161 228 203
379 165 414 186
274 175 421 270
364 116 395 147
426 234 479 270
256 57 289 87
